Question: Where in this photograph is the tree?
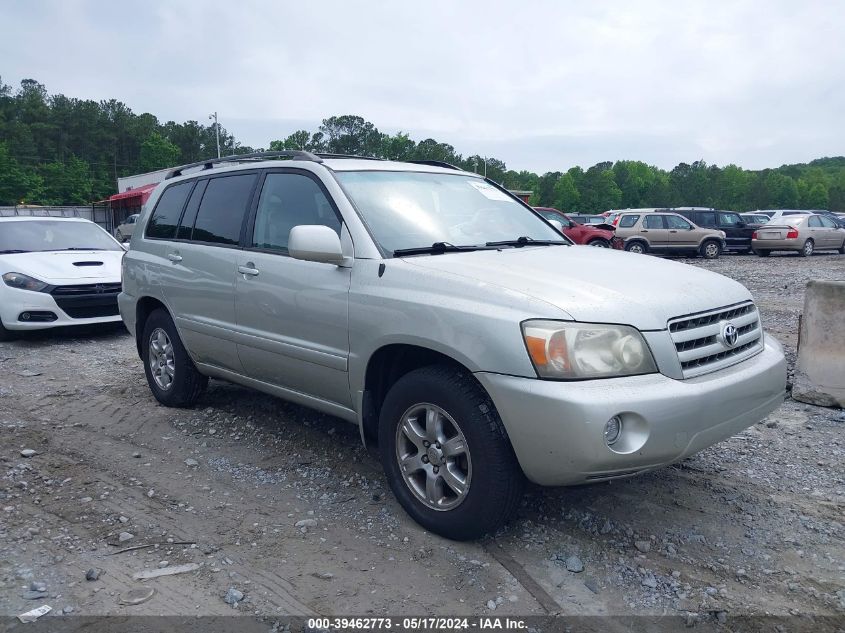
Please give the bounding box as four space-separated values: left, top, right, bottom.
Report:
139 132 180 172
805 183 829 209
553 173 580 211
578 165 622 212
319 115 383 156
40 155 93 205
764 172 799 208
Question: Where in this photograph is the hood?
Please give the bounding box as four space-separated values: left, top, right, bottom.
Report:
0 250 124 285
404 245 752 331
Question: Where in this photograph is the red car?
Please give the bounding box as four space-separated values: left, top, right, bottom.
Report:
533 207 622 249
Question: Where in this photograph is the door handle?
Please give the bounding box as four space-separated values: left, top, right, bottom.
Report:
640 230 649 233
669 230 678 233
167 252 182 263
238 264 260 277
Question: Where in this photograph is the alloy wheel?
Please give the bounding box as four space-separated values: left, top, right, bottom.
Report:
395 403 472 511
149 328 176 390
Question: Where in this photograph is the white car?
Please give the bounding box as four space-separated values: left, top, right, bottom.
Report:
0 217 125 340
115 213 139 242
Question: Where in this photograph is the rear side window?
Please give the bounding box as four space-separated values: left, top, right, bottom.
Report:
697 212 716 226
808 216 822 227
644 215 664 229
819 216 837 228
177 180 208 240
146 182 193 239
619 215 639 228
191 174 258 245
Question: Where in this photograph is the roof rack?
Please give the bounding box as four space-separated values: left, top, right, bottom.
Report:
164 150 323 180
407 160 464 171
315 153 384 161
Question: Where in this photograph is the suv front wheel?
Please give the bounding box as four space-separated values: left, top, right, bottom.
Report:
700 239 722 259
141 309 208 407
378 365 524 540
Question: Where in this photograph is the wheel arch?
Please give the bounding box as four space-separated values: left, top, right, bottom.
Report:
361 343 477 446
134 296 170 359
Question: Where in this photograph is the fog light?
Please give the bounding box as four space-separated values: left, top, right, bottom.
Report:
21 312 30 321
604 416 622 446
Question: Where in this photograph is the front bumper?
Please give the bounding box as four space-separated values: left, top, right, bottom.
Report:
476 335 786 486
0 286 122 331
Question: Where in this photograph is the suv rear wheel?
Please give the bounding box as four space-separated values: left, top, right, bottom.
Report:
141 309 208 407
700 239 722 259
378 364 524 540
839 240 845 255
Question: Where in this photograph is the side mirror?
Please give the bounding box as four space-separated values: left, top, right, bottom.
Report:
288 225 345 265
548 219 564 233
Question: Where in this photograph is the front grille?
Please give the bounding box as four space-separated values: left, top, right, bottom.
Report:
48 283 121 319
668 301 763 378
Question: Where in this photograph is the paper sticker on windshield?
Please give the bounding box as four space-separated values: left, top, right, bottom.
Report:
468 181 512 202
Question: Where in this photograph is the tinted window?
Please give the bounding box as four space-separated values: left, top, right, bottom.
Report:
252 173 341 252
146 182 193 239
819 216 837 228
619 215 640 228
192 174 257 245
697 212 716 226
808 216 822 227
177 180 208 240
644 215 664 229
666 215 692 230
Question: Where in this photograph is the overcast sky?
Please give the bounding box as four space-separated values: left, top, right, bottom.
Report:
2 0 843 173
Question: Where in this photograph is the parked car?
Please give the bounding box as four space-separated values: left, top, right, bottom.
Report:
115 213 140 242
674 209 755 253
614 211 727 258
603 208 661 227
533 207 622 248
752 214 845 257
568 214 608 226
740 213 771 225
120 152 786 539
0 217 124 340
763 209 813 223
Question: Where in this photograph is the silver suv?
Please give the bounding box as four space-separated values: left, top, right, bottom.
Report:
119 152 787 540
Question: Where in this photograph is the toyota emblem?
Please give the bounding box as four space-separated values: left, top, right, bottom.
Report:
722 323 739 347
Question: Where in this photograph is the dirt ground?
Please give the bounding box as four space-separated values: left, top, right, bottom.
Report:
1 252 844 623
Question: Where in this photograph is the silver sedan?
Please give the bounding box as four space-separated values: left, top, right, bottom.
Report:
752 214 845 256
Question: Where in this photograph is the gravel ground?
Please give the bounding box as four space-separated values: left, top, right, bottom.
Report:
0 251 843 624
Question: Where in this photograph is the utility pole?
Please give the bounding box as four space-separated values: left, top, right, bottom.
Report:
209 111 221 158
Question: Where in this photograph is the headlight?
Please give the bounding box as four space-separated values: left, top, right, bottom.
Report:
522 320 657 379
2 272 49 292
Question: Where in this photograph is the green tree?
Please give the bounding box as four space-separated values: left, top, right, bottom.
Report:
552 173 580 211
805 182 829 209
139 132 180 172
40 155 93 205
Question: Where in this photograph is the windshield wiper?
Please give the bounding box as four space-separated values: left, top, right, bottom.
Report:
485 236 569 247
393 242 497 257
0 249 30 254
52 247 100 251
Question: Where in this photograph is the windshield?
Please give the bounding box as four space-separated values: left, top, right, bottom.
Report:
335 171 563 254
0 221 122 253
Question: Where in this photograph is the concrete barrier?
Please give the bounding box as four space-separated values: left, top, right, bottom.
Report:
791 280 845 408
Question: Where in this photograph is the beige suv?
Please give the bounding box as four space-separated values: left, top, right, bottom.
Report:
615 211 727 259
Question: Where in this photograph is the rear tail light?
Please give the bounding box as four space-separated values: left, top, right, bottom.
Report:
786 229 799 239
752 231 758 239
612 217 619 226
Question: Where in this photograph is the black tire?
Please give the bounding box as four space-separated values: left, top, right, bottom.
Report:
141 308 207 407
700 239 722 260
799 239 814 257
587 238 611 248
755 250 771 257
625 240 647 254
115 230 124 242
838 240 845 255
378 364 524 540
0 317 14 342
